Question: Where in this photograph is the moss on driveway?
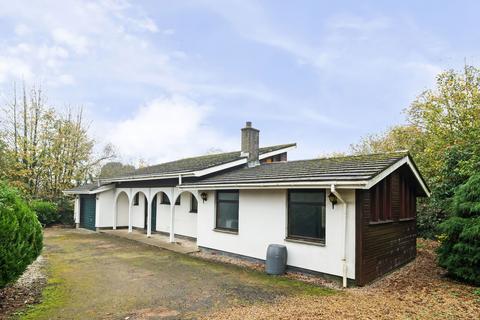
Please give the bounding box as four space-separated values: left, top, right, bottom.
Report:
17 228 334 319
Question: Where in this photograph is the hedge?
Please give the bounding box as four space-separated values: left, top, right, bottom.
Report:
30 200 59 226
0 181 43 288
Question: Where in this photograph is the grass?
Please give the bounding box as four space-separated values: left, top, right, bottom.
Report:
243 269 335 296
12 229 336 319
15 260 69 320
177 252 335 296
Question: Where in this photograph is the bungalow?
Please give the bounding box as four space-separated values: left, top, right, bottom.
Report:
65 122 429 286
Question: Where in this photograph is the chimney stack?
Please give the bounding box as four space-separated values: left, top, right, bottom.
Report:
241 121 260 167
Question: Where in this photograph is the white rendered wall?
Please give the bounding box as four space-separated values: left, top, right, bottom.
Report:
96 189 115 228
116 192 129 227
74 197 80 224
156 192 197 238
131 192 147 228
196 189 356 279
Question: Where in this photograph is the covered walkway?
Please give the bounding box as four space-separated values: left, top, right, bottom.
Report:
100 229 199 254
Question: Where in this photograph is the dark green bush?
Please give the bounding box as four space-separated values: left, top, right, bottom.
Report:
0 181 43 288
56 197 74 226
437 173 480 285
417 196 450 239
30 200 59 226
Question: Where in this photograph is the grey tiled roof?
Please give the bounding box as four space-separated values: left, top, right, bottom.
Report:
109 143 296 179
183 151 409 185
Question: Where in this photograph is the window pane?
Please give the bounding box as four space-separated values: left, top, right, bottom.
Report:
290 191 324 203
218 191 239 201
133 193 139 206
217 201 238 230
191 195 198 212
161 193 170 204
289 203 325 239
288 190 325 240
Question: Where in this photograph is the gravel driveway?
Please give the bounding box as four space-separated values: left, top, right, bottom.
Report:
17 228 332 320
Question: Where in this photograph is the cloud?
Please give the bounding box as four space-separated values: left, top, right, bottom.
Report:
104 96 237 164
14 24 31 36
326 14 391 32
137 17 159 32
0 56 33 83
51 28 89 55
162 29 175 36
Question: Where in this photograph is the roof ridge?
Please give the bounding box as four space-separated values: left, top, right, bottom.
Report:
140 143 296 170
316 150 409 161
255 150 409 167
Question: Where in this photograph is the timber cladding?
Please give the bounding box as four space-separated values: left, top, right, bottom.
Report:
355 166 418 286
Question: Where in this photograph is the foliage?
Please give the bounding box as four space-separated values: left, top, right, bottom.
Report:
0 181 43 288
99 161 135 178
351 65 480 238
30 200 59 226
0 82 115 199
416 196 450 239
437 173 480 285
350 125 425 156
451 172 480 218
56 197 74 226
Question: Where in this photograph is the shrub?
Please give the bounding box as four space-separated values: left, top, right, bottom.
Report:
417 196 450 239
0 181 43 288
56 197 74 226
437 173 480 285
30 200 59 226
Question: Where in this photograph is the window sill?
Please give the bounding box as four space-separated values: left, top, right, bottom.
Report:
285 237 325 247
213 228 238 235
369 220 394 225
399 217 416 222
189 211 198 214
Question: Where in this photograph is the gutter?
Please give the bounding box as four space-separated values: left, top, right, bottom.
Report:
331 184 348 288
179 181 368 190
62 184 115 195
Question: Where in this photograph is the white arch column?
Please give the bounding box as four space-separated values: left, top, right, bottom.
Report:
112 196 117 230
169 188 176 243
128 188 133 233
146 189 152 237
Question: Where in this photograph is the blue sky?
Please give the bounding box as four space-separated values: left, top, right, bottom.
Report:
0 1 479 164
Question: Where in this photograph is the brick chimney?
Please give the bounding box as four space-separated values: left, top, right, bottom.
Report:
241 121 260 167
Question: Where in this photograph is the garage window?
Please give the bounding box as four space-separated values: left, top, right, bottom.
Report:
215 190 239 232
287 190 326 243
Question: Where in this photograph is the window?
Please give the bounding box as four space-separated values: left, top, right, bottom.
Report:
190 194 198 213
400 175 416 219
215 190 239 231
160 192 180 205
288 190 326 242
370 177 393 222
133 193 139 206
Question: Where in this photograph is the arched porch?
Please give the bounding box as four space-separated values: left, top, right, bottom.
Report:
112 187 200 243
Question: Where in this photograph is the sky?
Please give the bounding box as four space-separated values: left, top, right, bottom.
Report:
0 0 479 165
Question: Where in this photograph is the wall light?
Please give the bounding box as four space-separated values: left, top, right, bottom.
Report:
200 192 208 203
328 192 338 209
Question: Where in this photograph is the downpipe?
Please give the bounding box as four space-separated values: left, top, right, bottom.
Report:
331 184 348 288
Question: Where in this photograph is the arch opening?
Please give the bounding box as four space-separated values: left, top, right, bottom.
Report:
115 191 129 228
